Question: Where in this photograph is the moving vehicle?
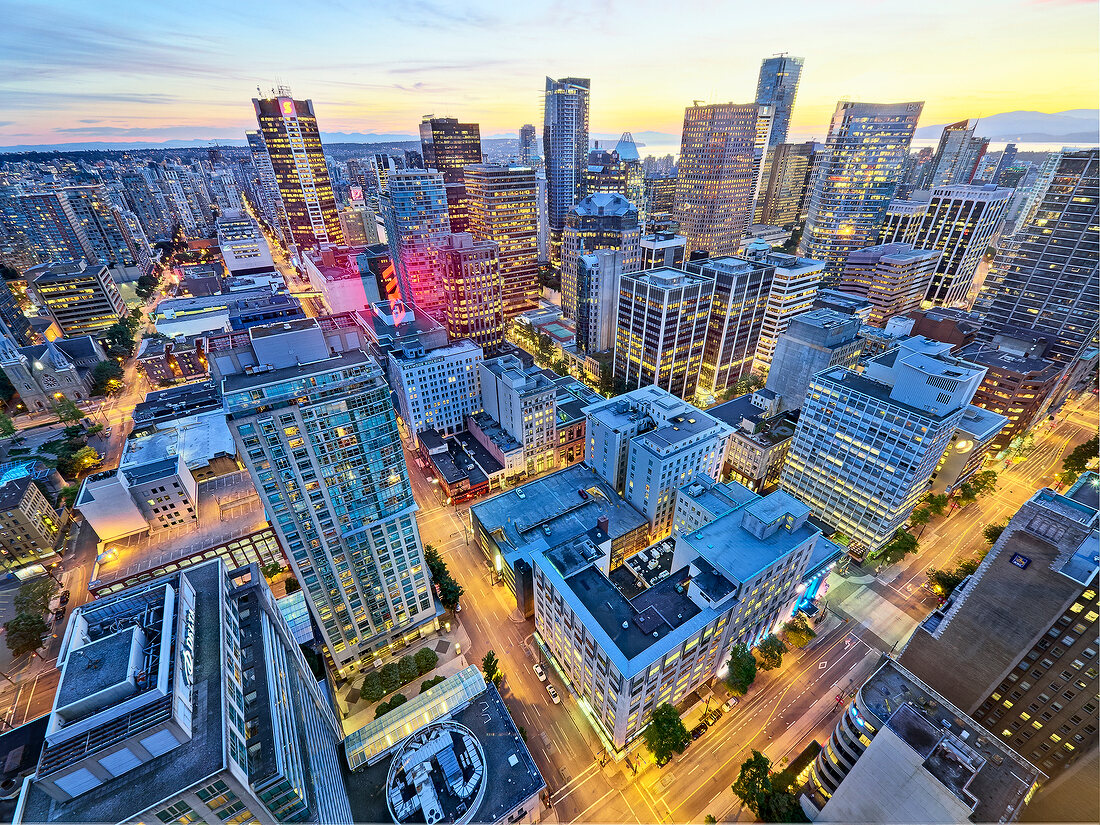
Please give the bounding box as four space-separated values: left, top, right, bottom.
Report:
546 685 560 704
533 663 546 681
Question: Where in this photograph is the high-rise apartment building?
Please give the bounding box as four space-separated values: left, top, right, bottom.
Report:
419 117 483 233
561 193 641 324
754 141 816 228
0 475 61 572
880 184 1012 307
13 190 95 265
644 175 677 224
518 124 537 164
63 184 139 268
781 336 985 554
928 119 988 187
464 164 539 317
0 278 33 346
763 308 863 413
15 559 354 824
799 101 923 278
684 256 775 400
120 168 175 242
613 267 715 400
674 102 772 257
838 242 941 327
755 54 804 147
974 149 1099 365
380 169 452 322
439 232 504 350
543 77 591 265
252 94 343 250
478 355 559 476
742 242 825 375
993 143 1019 186
213 319 437 674
898 478 1098 781
30 260 125 336
245 130 289 240
575 249 624 353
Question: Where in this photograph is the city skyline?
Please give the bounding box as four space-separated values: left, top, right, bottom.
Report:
3 0 1098 149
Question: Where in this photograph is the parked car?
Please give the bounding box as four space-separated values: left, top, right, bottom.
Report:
546 685 560 704
691 723 708 740
53 608 65 622
704 709 722 726
533 663 546 682
58 589 71 606
722 697 739 712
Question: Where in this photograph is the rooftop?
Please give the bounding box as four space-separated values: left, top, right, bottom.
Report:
957 343 1059 378
221 347 373 395
132 381 222 426
816 367 962 424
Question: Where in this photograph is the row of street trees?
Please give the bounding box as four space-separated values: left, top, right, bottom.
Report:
4 578 58 658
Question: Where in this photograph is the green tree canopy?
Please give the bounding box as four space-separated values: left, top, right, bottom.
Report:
732 750 809 823
874 529 918 566
1063 436 1098 474
90 360 125 396
983 521 1008 545
926 558 980 598
756 634 787 671
482 650 502 685
362 671 384 703
0 412 15 439
14 578 58 616
642 703 690 763
4 613 49 657
782 615 816 649
726 643 757 696
923 493 950 517
52 396 83 424
414 646 439 675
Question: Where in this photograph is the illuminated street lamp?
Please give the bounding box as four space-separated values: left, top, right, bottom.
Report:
494 552 502 585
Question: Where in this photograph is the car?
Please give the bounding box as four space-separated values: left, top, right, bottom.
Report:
515 489 526 500
104 427 112 438
704 710 722 726
722 697 739 712
53 608 65 622
58 589 71 606
546 685 560 704
533 663 547 681
691 723 708 740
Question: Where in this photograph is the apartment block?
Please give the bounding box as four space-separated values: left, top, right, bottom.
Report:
30 260 125 336
838 243 941 327
0 475 62 572
389 338 484 440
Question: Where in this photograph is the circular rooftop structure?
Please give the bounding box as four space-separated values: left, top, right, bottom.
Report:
385 721 487 825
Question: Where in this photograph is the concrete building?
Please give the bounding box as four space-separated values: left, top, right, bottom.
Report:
478 355 558 477
928 404 1008 495
799 101 923 278
543 77 590 265
805 660 1042 823
388 338 484 441
838 243 941 327
613 267 714 400
573 248 623 354
380 170 452 322
0 475 62 572
464 164 539 317
438 233 504 350
674 102 772 256
419 116 483 234
212 318 437 674
30 260 125 337
763 309 862 413
252 94 343 250
905 307 982 350
301 245 381 314
0 335 107 411
639 232 686 270
898 478 1099 781
812 289 872 323
708 394 801 494
337 206 378 247
14 560 353 824
561 193 641 329
781 336 986 555
215 210 275 277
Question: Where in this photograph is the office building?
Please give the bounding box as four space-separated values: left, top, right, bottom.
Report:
838 243 941 327
805 660 1042 823
212 319 437 674
684 256 775 401
781 336 985 555
613 267 715 400
302 246 381 314
928 119 988 187
812 288 873 322
30 260 125 337
15 559 353 824
743 242 825 375
763 309 862 413
478 355 558 476
464 164 539 317
337 206 379 246
644 176 677 224
561 193 641 325
574 249 624 353
993 144 1019 186
0 475 61 572
583 144 627 198
674 102 772 257
898 479 1098 780
380 169 452 322
0 278 33 346
904 306 982 350
252 94 343 249
519 123 537 164
639 231 686 270
707 396 800 494
974 149 1099 365
420 117 483 233
755 55 804 147
880 184 1012 307
439 233 504 350
928 403 1008 495
543 77 591 264
754 141 816 228
388 337 484 441
799 101 923 278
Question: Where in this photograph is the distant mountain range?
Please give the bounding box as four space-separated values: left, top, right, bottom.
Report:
915 110 1099 143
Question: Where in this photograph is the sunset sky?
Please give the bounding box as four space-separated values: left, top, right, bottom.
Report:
2 0 1097 147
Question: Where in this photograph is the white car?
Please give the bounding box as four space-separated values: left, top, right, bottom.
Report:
546 685 560 704
533 664 546 682
722 697 739 712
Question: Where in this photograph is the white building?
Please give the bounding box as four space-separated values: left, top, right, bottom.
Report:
478 355 558 476
742 242 825 375
575 248 624 353
388 339 484 441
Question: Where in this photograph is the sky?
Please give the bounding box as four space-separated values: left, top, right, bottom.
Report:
1 0 1097 148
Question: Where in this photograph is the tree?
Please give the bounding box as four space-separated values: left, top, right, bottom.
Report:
53 396 83 424
362 671 384 703
260 562 283 580
414 646 439 675
642 703 690 764
59 485 79 510
908 507 931 533
782 615 816 649
967 470 998 498
104 322 137 357
374 692 408 719
756 634 787 671
380 662 402 694
482 650 502 685
732 750 809 823
983 521 1007 545
4 613 49 657
926 558 980 598
923 493 949 517
89 360 125 396
704 817 717 824
398 654 419 685
725 643 757 696
0 412 15 439
57 445 101 478
598 361 614 396
14 578 58 616
874 529 918 566
1060 436 1098 485
420 675 446 694
438 577 464 612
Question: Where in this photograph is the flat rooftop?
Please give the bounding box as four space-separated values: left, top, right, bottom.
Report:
221 347 372 394
817 367 960 424
132 381 222 426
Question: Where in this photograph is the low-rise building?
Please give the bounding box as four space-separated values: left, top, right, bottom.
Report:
708 394 800 493
302 245 381 314
360 300 448 384
136 335 208 386
929 404 1008 494
0 475 63 572
388 338 484 441
0 335 107 411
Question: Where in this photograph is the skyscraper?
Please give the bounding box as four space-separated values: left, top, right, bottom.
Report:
561 192 642 326
419 116 483 233
380 169 452 321
674 102 772 256
574 249 624 353
754 141 816 228
14 190 94 265
799 100 923 278
439 232 504 350
214 320 437 674
245 130 289 240
837 242 941 327
974 149 1099 364
928 119 988 187
518 123 537 164
252 93 343 250
543 77 590 265
742 242 825 375
755 54 804 148
464 164 539 317
780 336 985 555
